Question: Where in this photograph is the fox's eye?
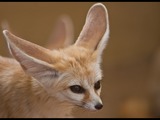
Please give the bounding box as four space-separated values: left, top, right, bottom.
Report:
70 85 85 94
94 81 101 90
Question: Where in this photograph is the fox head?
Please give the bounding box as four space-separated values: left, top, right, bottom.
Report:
3 3 109 111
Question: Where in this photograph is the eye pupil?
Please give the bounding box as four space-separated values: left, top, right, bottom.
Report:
94 81 101 90
70 85 85 94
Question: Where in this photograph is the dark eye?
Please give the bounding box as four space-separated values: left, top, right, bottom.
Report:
70 85 85 94
94 81 101 90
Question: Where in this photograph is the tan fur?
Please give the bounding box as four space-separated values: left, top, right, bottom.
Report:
0 55 74 118
0 46 97 118
0 3 109 118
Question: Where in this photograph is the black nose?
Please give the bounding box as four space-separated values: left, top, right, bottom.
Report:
95 103 103 110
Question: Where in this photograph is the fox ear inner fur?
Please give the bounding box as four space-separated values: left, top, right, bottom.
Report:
74 3 109 63
3 30 60 87
75 3 109 54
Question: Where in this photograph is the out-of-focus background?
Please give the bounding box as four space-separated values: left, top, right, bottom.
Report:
0 2 160 118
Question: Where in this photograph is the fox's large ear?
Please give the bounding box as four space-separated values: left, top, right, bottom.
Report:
3 30 59 87
75 3 109 62
1 21 12 57
46 15 74 50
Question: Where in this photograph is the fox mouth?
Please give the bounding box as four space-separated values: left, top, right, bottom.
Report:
60 93 101 111
68 99 101 111
75 103 99 111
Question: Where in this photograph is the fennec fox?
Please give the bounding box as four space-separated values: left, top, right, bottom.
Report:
0 3 110 118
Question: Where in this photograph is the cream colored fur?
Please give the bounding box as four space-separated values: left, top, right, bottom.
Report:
0 3 110 118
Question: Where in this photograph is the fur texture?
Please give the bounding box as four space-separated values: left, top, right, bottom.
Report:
0 3 110 118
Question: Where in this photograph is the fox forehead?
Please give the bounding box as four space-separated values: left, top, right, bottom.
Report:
50 46 102 85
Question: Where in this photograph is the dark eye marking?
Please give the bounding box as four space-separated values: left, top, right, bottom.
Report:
70 85 85 94
94 80 101 90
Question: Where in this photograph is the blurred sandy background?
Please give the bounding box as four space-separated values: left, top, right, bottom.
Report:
0 2 160 118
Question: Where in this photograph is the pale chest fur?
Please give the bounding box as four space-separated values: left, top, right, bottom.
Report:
0 96 73 118
20 100 73 118
0 80 74 118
